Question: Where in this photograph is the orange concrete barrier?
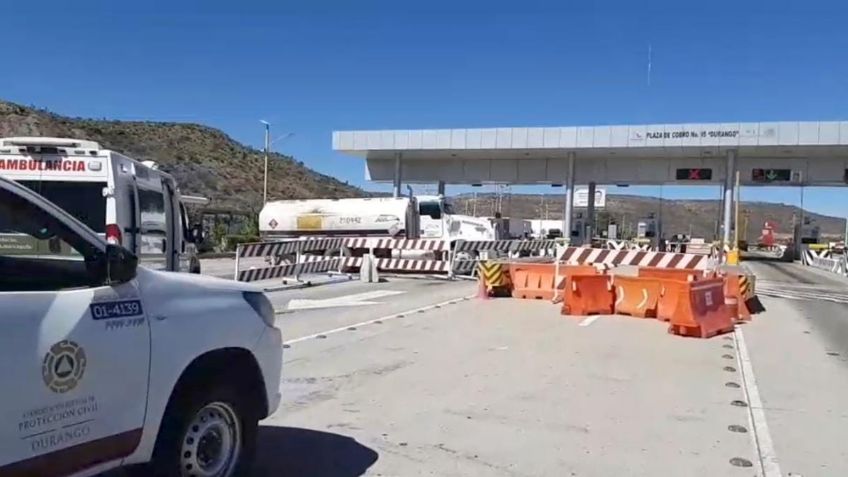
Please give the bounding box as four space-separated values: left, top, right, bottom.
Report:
612 275 661 318
657 280 689 322
561 274 615 316
667 278 735 339
552 265 601 303
510 263 557 300
555 264 599 289
638 267 703 282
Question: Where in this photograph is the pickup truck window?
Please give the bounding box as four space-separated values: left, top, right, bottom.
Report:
0 189 101 291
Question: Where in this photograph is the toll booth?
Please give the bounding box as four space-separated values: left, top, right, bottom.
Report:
637 215 661 250
570 213 586 245
607 222 618 240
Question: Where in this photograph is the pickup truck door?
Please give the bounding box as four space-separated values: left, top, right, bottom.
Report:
0 181 151 476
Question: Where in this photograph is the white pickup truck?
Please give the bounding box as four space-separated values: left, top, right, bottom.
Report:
0 177 282 476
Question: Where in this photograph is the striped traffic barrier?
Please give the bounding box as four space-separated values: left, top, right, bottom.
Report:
237 257 342 282
558 247 710 270
235 237 560 282
449 239 559 278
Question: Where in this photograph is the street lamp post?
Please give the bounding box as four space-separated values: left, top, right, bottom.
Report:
259 120 294 205
261 120 270 205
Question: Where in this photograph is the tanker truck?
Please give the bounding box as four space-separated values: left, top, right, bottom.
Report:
259 197 420 239
258 195 495 257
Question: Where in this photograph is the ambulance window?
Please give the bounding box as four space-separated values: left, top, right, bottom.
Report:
16 180 106 233
139 188 167 254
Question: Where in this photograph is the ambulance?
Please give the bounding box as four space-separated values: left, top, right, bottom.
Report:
0 137 202 273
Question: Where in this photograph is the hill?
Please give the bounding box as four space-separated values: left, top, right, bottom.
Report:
0 100 364 211
451 193 846 241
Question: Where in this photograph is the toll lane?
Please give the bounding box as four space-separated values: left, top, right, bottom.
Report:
267 277 476 342
742 260 848 476
263 298 756 476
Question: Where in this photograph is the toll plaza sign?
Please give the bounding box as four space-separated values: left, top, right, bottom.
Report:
631 125 775 141
646 130 739 140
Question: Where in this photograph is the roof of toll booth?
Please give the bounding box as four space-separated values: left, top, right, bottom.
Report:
333 121 848 186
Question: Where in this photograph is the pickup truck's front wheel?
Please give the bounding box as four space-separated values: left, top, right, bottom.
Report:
152 383 258 477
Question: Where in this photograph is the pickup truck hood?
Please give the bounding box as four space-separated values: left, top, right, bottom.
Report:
137 267 260 293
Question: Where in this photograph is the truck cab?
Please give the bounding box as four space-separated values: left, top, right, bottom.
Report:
417 195 496 243
417 195 450 239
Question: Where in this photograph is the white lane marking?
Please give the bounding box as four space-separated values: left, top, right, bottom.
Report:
283 294 475 345
757 280 843 290
578 316 600 327
284 290 405 311
734 327 783 477
756 287 848 304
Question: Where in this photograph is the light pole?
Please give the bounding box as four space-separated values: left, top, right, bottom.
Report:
260 120 270 205
259 120 294 205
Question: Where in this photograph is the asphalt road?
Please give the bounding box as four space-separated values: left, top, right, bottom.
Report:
260 278 757 476
267 277 477 343
740 260 848 476
109 259 848 476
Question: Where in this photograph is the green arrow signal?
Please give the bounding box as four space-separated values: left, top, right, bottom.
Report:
765 169 778 181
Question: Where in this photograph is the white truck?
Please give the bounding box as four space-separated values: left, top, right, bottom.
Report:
0 176 282 477
0 137 203 273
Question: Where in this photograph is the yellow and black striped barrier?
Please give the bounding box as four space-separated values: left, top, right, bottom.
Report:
739 274 756 301
478 261 510 289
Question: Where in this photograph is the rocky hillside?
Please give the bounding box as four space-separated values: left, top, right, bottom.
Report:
0 100 364 211
451 193 846 241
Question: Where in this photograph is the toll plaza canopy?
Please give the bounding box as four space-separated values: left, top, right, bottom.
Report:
333 121 848 186
333 120 848 248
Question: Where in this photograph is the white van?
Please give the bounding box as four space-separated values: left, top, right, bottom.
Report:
0 137 201 273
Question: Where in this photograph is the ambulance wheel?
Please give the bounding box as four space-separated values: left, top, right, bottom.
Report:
189 257 201 274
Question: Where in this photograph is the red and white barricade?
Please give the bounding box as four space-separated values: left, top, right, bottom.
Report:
235 237 451 282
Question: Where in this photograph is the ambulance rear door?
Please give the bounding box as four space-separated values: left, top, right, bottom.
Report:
133 166 170 270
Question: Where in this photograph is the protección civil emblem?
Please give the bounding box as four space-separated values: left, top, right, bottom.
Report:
42 340 87 393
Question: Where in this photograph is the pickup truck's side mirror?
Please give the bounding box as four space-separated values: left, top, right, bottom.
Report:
106 244 138 283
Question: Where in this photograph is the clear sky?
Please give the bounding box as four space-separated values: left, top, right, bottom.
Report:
4 0 848 217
